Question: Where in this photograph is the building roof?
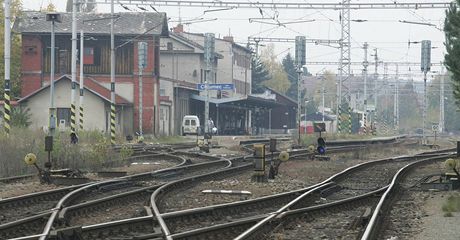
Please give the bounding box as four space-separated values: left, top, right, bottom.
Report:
15 11 169 36
263 87 297 106
302 112 334 122
179 32 252 53
18 75 131 105
191 94 281 109
0 100 19 107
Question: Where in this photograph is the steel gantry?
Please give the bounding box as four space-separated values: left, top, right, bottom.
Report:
82 0 451 138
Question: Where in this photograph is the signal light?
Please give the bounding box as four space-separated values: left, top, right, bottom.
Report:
317 137 326 155
317 146 326 155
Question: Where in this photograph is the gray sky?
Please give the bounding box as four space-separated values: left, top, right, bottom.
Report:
27 0 448 81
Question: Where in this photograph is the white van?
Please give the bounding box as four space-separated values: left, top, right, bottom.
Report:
182 115 200 136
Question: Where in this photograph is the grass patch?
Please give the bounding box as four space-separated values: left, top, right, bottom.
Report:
0 128 129 178
441 193 460 216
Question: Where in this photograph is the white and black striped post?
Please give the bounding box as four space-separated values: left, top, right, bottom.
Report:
3 0 11 136
110 0 116 145
70 0 78 134
79 29 84 130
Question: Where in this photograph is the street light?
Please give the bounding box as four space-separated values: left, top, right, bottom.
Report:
46 13 61 137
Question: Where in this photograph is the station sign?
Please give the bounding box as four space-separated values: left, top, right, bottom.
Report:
197 83 235 91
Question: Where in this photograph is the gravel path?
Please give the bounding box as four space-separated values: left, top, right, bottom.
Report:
413 192 460 240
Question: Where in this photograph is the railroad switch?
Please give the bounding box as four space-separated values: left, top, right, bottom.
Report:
421 158 460 191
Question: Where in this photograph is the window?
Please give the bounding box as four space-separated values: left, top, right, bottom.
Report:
191 120 196 126
185 119 190 126
160 89 166 96
83 47 95 65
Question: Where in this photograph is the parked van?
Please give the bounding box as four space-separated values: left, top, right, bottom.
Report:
182 115 200 135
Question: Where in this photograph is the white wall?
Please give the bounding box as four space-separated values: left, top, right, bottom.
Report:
22 80 118 133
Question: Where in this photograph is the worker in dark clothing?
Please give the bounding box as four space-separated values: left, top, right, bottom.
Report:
70 132 79 144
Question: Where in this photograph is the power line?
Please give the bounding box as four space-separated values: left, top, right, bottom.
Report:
95 1 452 10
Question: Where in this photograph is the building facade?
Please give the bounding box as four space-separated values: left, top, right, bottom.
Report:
15 11 168 135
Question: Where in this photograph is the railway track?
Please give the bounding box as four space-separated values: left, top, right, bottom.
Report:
0 152 233 239
5 137 438 239
233 153 454 240
361 153 454 240
0 153 186 239
161 149 454 240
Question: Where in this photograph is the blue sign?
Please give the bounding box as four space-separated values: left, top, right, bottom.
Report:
196 83 234 91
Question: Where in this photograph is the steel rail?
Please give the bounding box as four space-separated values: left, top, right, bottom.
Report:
234 149 454 239
150 157 242 240
361 153 456 240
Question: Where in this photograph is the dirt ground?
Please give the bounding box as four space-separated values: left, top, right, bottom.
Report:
412 191 460 240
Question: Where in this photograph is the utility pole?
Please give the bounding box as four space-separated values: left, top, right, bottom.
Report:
338 0 351 134
46 13 61 137
362 42 368 134
138 42 148 137
3 0 11 136
440 64 445 133
79 30 84 130
421 40 431 144
321 76 325 122
394 64 399 131
383 63 388 129
295 36 306 144
204 33 215 139
372 48 378 133
110 0 116 144
70 0 78 134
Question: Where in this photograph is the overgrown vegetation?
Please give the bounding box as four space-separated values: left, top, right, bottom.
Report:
442 193 460 217
0 128 131 178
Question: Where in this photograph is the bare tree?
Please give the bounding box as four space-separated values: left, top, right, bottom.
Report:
66 0 97 12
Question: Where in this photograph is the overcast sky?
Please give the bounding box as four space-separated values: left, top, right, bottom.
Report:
27 0 448 81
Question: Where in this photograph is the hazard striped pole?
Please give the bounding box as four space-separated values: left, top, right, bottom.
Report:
337 106 342 134
3 0 11 136
110 0 116 144
363 113 367 135
348 106 352 134
79 29 84 130
70 0 78 133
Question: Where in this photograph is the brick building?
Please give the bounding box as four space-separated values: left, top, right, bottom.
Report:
14 11 168 135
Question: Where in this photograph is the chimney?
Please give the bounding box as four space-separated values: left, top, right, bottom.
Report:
173 24 184 33
223 36 234 43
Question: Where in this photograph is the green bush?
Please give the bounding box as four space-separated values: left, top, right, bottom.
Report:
441 193 460 215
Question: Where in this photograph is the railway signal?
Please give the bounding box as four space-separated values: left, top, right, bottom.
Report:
317 137 326 155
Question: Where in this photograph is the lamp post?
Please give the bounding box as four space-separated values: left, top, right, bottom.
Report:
46 13 61 137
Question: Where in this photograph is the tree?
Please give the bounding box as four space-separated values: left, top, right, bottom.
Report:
313 71 337 113
427 73 460 131
0 0 22 98
398 81 421 130
282 53 298 99
43 3 56 12
11 107 31 128
444 1 460 106
260 44 290 94
66 0 97 12
251 55 270 94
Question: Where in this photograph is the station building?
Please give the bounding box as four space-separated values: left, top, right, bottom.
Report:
15 11 169 135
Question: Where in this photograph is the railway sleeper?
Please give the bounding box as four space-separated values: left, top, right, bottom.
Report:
49 226 83 240
349 207 372 230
